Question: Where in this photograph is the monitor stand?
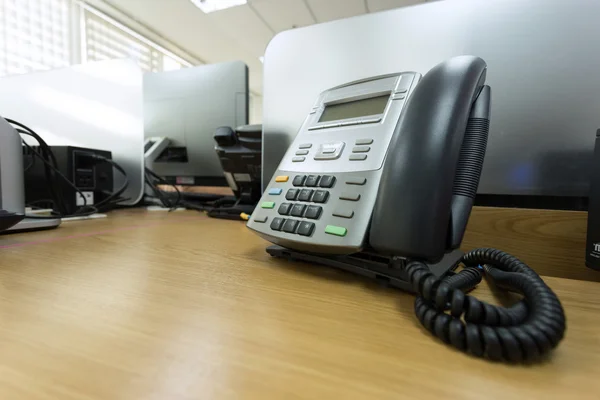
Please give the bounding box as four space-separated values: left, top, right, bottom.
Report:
0 210 25 232
266 245 464 292
4 216 61 233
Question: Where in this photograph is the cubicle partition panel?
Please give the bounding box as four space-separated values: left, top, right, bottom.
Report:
261 0 600 203
0 59 145 205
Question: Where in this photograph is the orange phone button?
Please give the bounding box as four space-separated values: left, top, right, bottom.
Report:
275 176 289 182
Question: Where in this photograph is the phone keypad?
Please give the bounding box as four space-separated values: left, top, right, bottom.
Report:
260 173 363 240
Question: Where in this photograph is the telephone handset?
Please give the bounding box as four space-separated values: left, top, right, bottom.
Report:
249 56 566 362
370 57 489 259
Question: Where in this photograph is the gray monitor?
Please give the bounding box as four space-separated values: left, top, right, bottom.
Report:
144 61 249 186
261 0 600 202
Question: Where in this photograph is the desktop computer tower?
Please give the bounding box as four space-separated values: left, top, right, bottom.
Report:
587 130 600 269
24 146 114 215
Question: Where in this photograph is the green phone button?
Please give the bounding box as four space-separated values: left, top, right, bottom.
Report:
261 201 276 209
325 225 347 237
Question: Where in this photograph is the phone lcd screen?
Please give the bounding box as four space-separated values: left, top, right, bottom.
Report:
319 95 389 123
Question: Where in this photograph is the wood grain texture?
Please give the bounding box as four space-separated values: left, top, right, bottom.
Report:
463 207 594 281
0 208 599 399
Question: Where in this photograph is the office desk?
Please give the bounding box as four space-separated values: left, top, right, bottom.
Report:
0 209 598 400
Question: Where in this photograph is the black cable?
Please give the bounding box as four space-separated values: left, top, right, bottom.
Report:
26 199 56 209
88 155 129 212
405 248 566 362
145 174 170 208
23 143 36 173
19 131 66 213
12 122 69 215
143 168 233 214
205 197 250 219
178 199 212 212
145 177 169 208
144 167 181 210
146 168 181 208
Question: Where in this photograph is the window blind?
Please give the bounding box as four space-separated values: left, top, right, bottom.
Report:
0 0 72 77
0 1 191 77
84 8 184 72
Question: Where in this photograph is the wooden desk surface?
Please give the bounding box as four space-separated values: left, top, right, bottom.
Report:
1 209 599 400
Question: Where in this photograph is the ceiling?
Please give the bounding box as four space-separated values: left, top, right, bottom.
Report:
106 0 430 96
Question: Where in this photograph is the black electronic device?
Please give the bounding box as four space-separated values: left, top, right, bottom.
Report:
587 129 600 269
210 124 262 219
248 56 566 362
24 146 114 215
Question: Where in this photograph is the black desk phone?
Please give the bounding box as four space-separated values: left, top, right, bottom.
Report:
248 56 566 362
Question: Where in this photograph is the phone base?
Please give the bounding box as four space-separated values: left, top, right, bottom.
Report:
266 245 464 293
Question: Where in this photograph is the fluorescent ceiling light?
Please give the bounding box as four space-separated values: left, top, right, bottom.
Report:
190 0 247 13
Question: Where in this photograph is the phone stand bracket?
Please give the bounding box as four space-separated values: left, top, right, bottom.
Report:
266 245 464 292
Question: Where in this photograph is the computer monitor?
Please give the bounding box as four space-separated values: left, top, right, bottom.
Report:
144 61 249 186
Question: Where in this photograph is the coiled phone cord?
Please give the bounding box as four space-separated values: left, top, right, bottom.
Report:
405 248 566 362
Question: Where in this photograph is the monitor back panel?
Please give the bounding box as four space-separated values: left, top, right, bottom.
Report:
144 61 248 184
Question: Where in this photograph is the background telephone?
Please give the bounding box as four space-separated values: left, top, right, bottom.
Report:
248 56 566 362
